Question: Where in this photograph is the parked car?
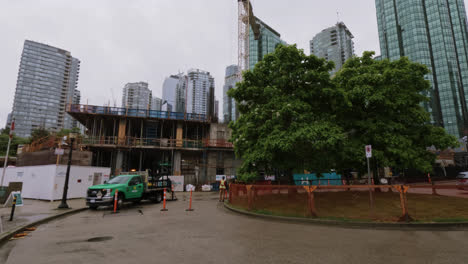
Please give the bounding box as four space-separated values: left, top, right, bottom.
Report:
456 172 468 190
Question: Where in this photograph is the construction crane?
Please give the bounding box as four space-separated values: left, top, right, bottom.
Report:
237 0 260 80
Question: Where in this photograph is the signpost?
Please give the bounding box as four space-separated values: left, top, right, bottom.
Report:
365 145 374 215
365 145 372 184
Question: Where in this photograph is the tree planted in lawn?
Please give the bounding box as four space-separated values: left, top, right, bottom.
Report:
334 51 458 175
228 45 347 182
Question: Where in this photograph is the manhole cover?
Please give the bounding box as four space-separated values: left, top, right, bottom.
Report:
87 236 113 242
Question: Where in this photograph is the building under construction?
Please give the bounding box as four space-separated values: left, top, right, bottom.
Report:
66 104 240 185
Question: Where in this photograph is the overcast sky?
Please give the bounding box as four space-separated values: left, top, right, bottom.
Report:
1 0 466 127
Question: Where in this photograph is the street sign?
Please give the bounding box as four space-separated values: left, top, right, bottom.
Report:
55 148 64 155
365 145 372 158
3 191 23 207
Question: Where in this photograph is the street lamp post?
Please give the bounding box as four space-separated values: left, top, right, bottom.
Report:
58 133 77 209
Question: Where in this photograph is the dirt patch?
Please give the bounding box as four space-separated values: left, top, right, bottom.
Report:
230 190 468 222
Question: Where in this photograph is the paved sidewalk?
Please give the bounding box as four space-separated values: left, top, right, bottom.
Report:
0 199 86 235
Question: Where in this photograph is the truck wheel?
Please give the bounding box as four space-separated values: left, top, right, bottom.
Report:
155 192 163 203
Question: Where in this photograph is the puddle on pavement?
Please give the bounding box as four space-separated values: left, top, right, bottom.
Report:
57 236 114 245
87 236 113 242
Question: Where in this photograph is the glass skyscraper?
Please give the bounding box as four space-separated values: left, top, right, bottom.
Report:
223 65 239 123
375 0 468 137
310 22 355 75
249 16 286 70
11 40 80 138
162 73 187 112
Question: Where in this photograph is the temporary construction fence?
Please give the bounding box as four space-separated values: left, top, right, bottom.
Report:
228 183 466 222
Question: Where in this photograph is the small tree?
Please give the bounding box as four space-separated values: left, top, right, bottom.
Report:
334 52 458 175
228 45 347 182
30 128 50 143
0 128 29 157
56 127 80 138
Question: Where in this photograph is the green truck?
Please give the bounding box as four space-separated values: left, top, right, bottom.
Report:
86 171 173 210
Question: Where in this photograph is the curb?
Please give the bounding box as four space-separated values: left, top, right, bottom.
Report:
223 203 468 231
0 207 87 245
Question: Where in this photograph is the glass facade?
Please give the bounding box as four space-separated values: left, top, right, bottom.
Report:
310 22 355 75
375 0 468 137
249 16 286 70
11 40 80 138
162 74 187 113
223 65 240 123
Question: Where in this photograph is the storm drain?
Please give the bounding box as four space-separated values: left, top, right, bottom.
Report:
87 236 113 242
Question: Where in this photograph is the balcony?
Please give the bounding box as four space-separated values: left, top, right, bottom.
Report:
79 136 233 149
68 104 210 122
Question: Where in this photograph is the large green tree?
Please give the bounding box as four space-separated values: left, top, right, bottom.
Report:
228 45 347 182
334 52 458 174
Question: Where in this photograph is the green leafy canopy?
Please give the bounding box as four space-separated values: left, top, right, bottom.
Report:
228 46 457 182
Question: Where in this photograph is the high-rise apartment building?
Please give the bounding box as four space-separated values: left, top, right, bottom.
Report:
249 16 286 70
310 22 355 74
5 113 12 129
121 82 152 109
162 74 187 112
214 99 219 121
151 97 163 111
223 65 240 123
375 0 468 137
10 40 80 138
187 69 215 116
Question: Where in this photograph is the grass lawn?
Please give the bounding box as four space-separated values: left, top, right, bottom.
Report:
230 190 468 222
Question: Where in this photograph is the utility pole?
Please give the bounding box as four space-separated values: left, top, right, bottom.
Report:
1 118 15 190
58 133 77 209
365 145 374 215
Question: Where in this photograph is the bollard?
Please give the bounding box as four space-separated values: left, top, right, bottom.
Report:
161 188 168 211
431 181 438 195
9 196 17 221
171 184 175 200
113 189 119 213
186 189 194 211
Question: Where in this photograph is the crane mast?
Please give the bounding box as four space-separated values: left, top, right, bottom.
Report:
238 0 250 80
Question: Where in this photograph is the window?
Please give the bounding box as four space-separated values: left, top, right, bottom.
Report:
216 168 225 175
129 176 142 186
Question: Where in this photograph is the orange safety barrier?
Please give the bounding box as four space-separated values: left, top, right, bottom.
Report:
113 189 119 213
161 188 168 211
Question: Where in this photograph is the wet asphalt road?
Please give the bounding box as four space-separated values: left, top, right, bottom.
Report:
1 192 468 264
